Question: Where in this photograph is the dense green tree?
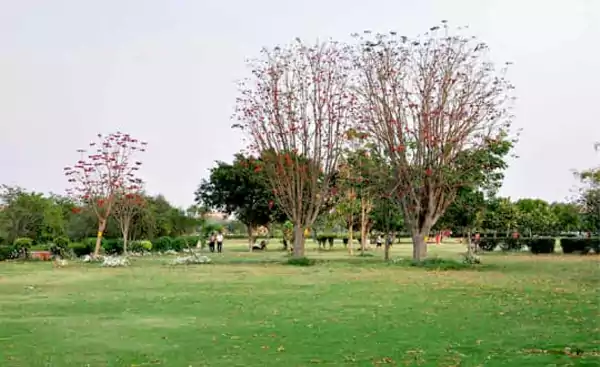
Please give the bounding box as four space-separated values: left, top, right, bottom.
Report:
514 199 557 236
0 185 54 243
195 154 286 249
482 197 520 237
550 202 583 233
437 187 485 237
576 145 600 233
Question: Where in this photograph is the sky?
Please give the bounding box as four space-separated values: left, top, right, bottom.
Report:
1 0 598 208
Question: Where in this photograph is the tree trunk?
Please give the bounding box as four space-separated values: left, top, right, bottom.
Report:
360 198 368 253
467 229 473 256
247 225 254 252
292 223 305 257
384 241 391 261
411 231 427 262
94 219 107 257
348 221 354 255
123 229 129 255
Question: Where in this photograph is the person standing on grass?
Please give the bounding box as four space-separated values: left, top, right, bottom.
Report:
208 233 216 252
216 231 224 253
376 235 383 248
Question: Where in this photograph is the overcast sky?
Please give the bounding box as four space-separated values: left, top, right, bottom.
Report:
1 0 598 208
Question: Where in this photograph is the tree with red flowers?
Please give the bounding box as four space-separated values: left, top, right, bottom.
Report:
234 39 357 257
113 192 146 254
354 23 516 261
64 132 146 257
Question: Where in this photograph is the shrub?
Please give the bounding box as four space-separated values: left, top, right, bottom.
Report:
171 237 187 251
13 237 33 258
70 239 97 257
0 245 16 261
130 240 152 253
462 252 482 264
528 238 555 254
478 238 499 252
103 239 124 255
84 237 106 253
560 238 598 254
49 236 72 258
499 237 524 251
591 237 600 254
285 257 316 266
153 236 173 252
179 236 200 246
316 234 336 247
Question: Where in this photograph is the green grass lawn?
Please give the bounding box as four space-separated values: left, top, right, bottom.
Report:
1 240 598 366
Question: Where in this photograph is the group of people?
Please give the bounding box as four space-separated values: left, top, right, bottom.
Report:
207 232 224 253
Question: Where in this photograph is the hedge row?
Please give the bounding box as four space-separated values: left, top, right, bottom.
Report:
477 237 599 254
0 235 202 261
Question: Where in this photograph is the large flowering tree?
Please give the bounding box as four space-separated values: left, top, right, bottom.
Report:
354 23 516 261
64 132 146 257
234 40 357 257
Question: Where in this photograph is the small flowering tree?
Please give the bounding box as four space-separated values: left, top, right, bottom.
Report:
113 192 146 254
64 132 146 257
234 39 357 257
354 23 515 261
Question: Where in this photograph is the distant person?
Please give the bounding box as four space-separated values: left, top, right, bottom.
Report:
386 233 394 247
216 232 224 253
376 235 383 248
208 233 216 253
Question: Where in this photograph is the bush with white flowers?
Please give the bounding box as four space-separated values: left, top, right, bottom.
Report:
101 256 130 267
171 255 211 265
81 254 104 263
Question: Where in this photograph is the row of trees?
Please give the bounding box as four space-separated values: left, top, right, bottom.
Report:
196 152 599 244
0 185 201 247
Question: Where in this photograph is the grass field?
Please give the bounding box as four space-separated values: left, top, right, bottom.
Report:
0 240 598 366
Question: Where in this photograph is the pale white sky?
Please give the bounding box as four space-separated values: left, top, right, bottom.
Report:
0 0 598 207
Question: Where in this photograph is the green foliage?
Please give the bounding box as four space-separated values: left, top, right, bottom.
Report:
391 257 475 271
103 239 124 255
130 240 153 253
195 153 287 235
49 236 71 258
152 236 173 252
170 237 186 252
478 237 499 251
316 233 336 247
499 237 524 252
437 187 484 232
515 199 557 236
370 196 404 233
560 237 599 254
0 245 15 261
13 237 34 248
285 257 316 266
70 242 94 257
528 238 556 254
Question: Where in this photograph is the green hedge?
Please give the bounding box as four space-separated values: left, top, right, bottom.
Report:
560 238 600 254
528 238 556 254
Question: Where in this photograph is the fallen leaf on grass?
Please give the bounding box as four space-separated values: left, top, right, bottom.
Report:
277 345 285 352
